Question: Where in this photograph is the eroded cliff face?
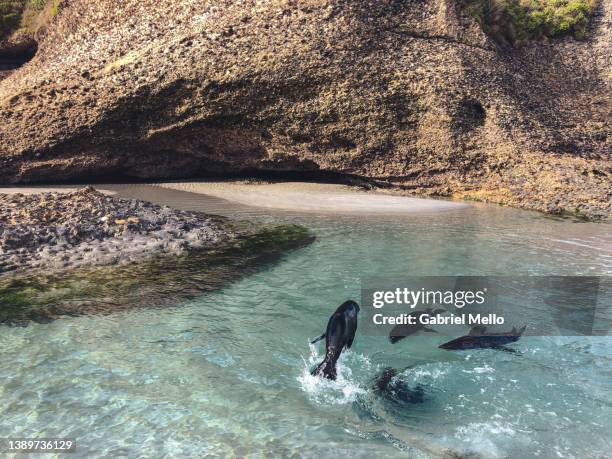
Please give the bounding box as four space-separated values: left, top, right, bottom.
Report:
0 0 610 218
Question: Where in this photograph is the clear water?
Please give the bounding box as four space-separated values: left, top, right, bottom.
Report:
1 185 611 458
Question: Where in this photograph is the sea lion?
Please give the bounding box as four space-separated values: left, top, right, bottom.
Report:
389 308 446 343
374 367 425 403
439 325 526 351
310 300 360 380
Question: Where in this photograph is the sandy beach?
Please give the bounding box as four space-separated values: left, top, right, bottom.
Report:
155 181 469 215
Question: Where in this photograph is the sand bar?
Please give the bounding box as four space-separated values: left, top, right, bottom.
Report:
156 181 469 215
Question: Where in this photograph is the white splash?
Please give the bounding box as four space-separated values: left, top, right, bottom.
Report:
297 343 367 405
407 364 450 382
454 421 517 458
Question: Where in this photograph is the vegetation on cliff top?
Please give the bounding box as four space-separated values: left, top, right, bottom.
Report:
464 0 598 45
0 0 60 41
0 1 22 39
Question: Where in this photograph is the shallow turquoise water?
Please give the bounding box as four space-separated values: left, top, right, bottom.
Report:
1 185 611 458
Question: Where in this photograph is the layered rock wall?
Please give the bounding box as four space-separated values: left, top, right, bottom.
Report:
0 0 609 218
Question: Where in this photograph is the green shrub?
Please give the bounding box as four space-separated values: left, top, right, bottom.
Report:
27 0 45 10
0 12 19 33
50 0 60 16
464 0 598 45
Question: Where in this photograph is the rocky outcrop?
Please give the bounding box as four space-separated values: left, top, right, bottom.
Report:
0 0 609 219
0 221 313 325
0 187 232 273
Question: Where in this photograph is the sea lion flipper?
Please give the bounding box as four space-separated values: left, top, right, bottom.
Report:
310 333 325 345
493 345 518 354
389 324 406 343
469 326 486 336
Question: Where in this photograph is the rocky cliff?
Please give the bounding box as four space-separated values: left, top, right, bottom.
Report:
0 0 610 219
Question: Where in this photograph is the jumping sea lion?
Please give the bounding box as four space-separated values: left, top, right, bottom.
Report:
310 300 360 380
439 325 526 351
389 308 446 344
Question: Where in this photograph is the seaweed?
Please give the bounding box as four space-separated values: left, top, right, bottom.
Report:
0 224 314 325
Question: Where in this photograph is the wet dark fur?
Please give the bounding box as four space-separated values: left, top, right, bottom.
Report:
311 300 360 380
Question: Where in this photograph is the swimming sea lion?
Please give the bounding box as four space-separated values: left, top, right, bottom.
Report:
389 308 446 344
310 300 360 380
439 325 526 351
374 367 425 404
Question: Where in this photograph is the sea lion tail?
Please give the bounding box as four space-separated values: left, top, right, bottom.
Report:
311 358 337 380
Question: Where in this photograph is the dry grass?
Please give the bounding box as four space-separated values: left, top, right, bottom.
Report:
103 50 141 74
